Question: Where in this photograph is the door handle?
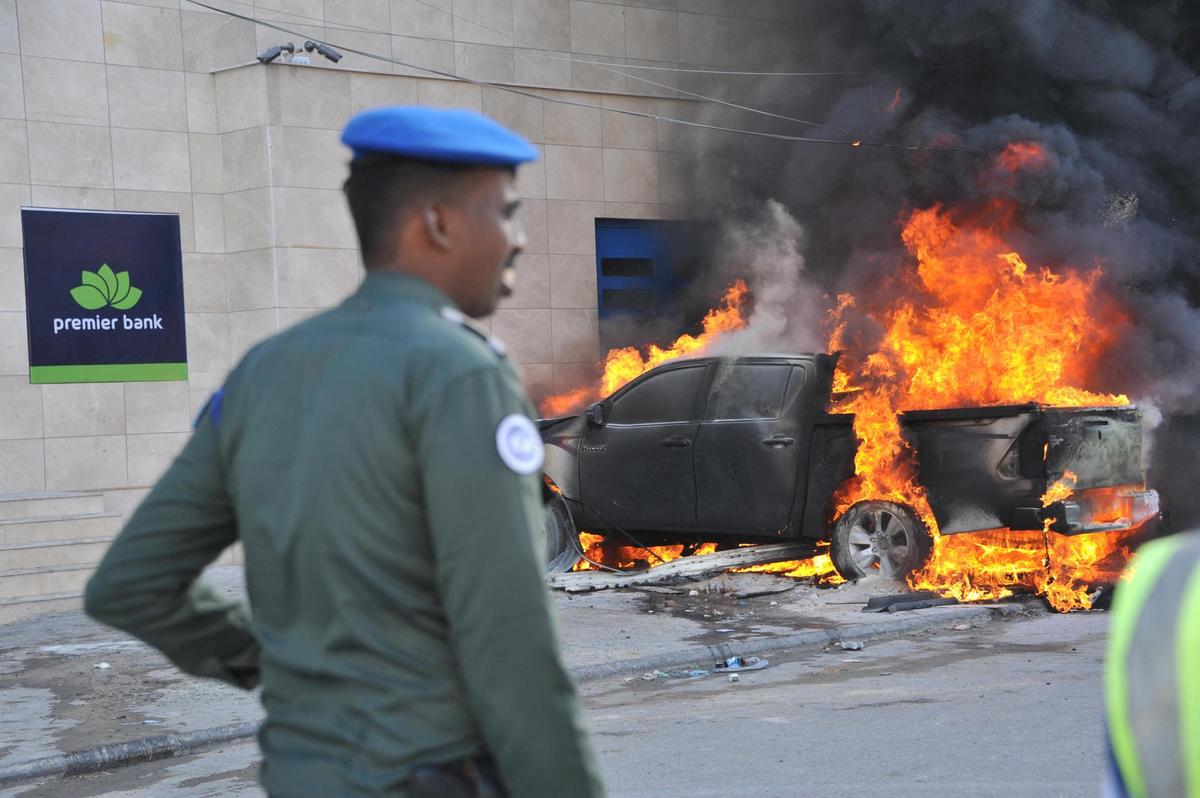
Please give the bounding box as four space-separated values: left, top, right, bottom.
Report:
661 436 691 448
762 435 795 447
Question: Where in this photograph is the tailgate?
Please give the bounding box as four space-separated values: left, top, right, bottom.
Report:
1042 406 1143 489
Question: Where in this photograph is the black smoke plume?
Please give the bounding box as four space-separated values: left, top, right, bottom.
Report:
675 0 1200 527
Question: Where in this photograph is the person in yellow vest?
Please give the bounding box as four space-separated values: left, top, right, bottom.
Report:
1104 529 1200 797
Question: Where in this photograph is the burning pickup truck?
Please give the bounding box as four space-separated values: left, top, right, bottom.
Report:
538 354 1159 581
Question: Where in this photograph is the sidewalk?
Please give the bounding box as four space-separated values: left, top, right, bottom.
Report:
0 565 1040 788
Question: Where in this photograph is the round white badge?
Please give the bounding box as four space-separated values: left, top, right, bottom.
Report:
495 414 544 475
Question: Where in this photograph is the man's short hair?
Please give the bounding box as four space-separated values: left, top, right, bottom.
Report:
343 156 505 267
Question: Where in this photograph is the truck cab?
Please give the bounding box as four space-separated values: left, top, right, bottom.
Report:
543 355 843 544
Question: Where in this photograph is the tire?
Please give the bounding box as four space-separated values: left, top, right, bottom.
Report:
543 492 582 574
830 500 933 581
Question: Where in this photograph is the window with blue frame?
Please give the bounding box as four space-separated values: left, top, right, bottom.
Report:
594 219 704 351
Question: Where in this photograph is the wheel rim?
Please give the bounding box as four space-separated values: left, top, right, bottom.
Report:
847 507 915 579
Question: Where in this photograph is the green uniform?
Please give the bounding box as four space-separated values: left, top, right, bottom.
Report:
85 271 604 797
1105 530 1200 798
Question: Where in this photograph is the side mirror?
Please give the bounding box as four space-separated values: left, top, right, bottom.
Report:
587 403 607 427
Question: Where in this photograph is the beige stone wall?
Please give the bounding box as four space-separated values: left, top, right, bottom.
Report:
0 0 797 499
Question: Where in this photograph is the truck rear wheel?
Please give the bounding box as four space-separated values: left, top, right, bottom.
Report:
831 501 932 581
544 492 582 574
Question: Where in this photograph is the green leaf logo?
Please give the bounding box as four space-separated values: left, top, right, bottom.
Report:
71 264 142 310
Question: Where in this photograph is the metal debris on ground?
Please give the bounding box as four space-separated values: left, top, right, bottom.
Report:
862 591 960 613
549 543 813 592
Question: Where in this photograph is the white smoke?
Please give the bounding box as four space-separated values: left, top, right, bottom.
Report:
709 200 827 357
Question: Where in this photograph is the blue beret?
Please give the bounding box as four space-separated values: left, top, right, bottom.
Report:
342 105 539 167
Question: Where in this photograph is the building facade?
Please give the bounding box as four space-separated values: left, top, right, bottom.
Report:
0 0 804 617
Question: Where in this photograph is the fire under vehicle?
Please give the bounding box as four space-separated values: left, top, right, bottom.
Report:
538 354 1159 580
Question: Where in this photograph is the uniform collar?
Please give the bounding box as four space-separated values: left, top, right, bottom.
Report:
355 271 456 311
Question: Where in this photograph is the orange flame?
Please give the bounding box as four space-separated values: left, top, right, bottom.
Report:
997 141 1048 173
541 280 750 417
572 533 718 571
738 543 845 585
831 198 1135 611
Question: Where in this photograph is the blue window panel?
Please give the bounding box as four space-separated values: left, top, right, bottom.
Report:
594 219 683 320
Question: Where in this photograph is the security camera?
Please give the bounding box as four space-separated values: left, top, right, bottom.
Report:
257 42 294 64
304 40 342 63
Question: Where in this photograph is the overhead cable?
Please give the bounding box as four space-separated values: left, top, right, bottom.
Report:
182 0 975 153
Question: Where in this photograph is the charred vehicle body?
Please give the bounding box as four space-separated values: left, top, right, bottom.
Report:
539 355 1159 580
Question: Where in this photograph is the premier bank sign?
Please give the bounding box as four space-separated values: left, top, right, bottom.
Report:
22 209 187 384
54 314 165 334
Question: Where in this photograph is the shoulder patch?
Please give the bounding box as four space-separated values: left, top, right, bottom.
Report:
440 306 508 358
495 414 544 475
194 388 224 429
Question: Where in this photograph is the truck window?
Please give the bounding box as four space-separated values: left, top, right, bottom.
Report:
707 364 792 421
608 366 706 425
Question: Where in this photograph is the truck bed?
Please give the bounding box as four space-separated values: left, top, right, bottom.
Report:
899 403 1154 534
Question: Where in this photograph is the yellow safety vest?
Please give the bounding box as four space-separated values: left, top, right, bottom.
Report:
1106 530 1200 797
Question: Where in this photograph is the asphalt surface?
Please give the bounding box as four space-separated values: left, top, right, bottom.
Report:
0 612 1109 797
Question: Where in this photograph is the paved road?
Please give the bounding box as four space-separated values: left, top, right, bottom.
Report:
2 612 1109 797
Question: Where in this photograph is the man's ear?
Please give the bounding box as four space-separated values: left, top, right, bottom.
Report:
422 204 454 251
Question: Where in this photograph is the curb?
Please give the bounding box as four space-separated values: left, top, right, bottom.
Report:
0 600 1040 788
0 721 258 787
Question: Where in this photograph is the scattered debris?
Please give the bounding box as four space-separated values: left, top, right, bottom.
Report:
863 591 942 612
953 623 972 631
549 543 813 592
841 640 865 651
862 591 961 613
887 597 960 612
640 670 672 681
713 656 769 673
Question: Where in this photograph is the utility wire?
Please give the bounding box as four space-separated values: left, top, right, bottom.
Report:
384 0 873 130
393 0 977 79
205 0 969 78
208 0 836 130
185 0 973 153
201 0 979 137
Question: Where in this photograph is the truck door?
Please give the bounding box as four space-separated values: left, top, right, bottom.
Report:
693 362 807 533
579 363 708 530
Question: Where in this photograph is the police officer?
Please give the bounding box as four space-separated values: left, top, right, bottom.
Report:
1104 529 1200 797
85 106 605 797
